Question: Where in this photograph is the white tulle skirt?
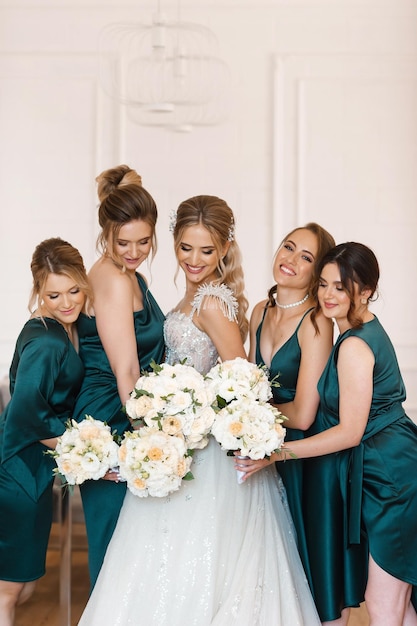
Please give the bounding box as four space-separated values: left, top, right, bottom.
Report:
78 438 320 625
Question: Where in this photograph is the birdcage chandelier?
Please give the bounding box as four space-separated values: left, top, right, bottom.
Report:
98 2 231 132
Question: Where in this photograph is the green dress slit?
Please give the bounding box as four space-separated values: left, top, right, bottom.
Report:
306 317 417 620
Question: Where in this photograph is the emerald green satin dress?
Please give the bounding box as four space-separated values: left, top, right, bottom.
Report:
73 274 165 588
0 318 84 581
255 308 313 585
306 316 417 620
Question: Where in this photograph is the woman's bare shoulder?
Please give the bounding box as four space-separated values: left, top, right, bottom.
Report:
89 258 132 302
250 299 269 327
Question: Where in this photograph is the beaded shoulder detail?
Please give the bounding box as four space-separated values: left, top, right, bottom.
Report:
192 283 238 322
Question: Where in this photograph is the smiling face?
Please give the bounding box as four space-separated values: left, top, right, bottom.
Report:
112 219 153 272
176 223 227 287
317 262 368 332
273 228 318 291
40 273 85 330
317 262 350 317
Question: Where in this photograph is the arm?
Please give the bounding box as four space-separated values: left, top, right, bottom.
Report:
40 437 58 449
92 263 140 405
248 300 266 362
195 298 247 361
2 323 70 457
239 335 374 478
1 325 76 498
274 311 333 431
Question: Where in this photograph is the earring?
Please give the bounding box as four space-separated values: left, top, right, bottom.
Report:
361 298 367 305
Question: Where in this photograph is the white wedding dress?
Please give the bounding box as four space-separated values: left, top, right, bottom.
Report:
78 284 320 626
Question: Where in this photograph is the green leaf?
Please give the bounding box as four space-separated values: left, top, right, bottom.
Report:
269 372 281 388
216 395 227 409
149 360 163 374
54 474 75 496
132 389 154 399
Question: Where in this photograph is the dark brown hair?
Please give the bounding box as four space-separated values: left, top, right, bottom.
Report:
311 241 379 330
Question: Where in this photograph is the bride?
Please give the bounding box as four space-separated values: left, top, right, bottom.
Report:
78 195 320 625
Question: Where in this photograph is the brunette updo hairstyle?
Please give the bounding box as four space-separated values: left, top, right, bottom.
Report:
96 165 157 268
311 242 380 330
29 237 92 313
172 195 249 342
267 222 335 308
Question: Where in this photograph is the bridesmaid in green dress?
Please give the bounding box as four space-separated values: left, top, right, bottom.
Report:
243 242 417 625
0 238 91 625
73 165 165 589
249 223 359 625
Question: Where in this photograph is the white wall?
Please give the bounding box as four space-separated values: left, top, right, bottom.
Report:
1 0 416 418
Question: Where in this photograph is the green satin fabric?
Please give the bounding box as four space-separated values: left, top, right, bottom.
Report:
339 406 404 546
255 308 313 586
0 317 84 581
73 274 165 588
303 449 367 621
1 318 84 500
73 274 165 434
307 316 417 620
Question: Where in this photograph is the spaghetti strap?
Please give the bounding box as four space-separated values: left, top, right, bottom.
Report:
294 307 314 334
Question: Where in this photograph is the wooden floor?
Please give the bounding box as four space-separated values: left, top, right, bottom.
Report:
15 523 89 626
15 521 369 626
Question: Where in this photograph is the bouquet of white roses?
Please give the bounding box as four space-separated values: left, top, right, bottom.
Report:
49 415 119 485
126 362 216 450
206 357 273 407
211 396 286 460
117 427 193 498
207 358 286 483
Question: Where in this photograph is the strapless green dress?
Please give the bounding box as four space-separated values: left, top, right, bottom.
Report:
0 318 84 581
306 316 417 620
73 274 165 588
255 308 313 584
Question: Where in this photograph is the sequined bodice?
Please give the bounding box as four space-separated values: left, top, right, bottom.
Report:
164 311 218 375
163 282 238 376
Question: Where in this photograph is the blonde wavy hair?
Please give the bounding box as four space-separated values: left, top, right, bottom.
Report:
172 195 249 342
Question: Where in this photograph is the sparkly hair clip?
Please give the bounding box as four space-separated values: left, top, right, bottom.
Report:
228 218 235 242
168 209 177 234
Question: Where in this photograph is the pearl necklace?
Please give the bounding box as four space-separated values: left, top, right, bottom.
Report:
276 293 309 309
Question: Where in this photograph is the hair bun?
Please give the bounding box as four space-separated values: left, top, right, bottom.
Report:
96 165 142 202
